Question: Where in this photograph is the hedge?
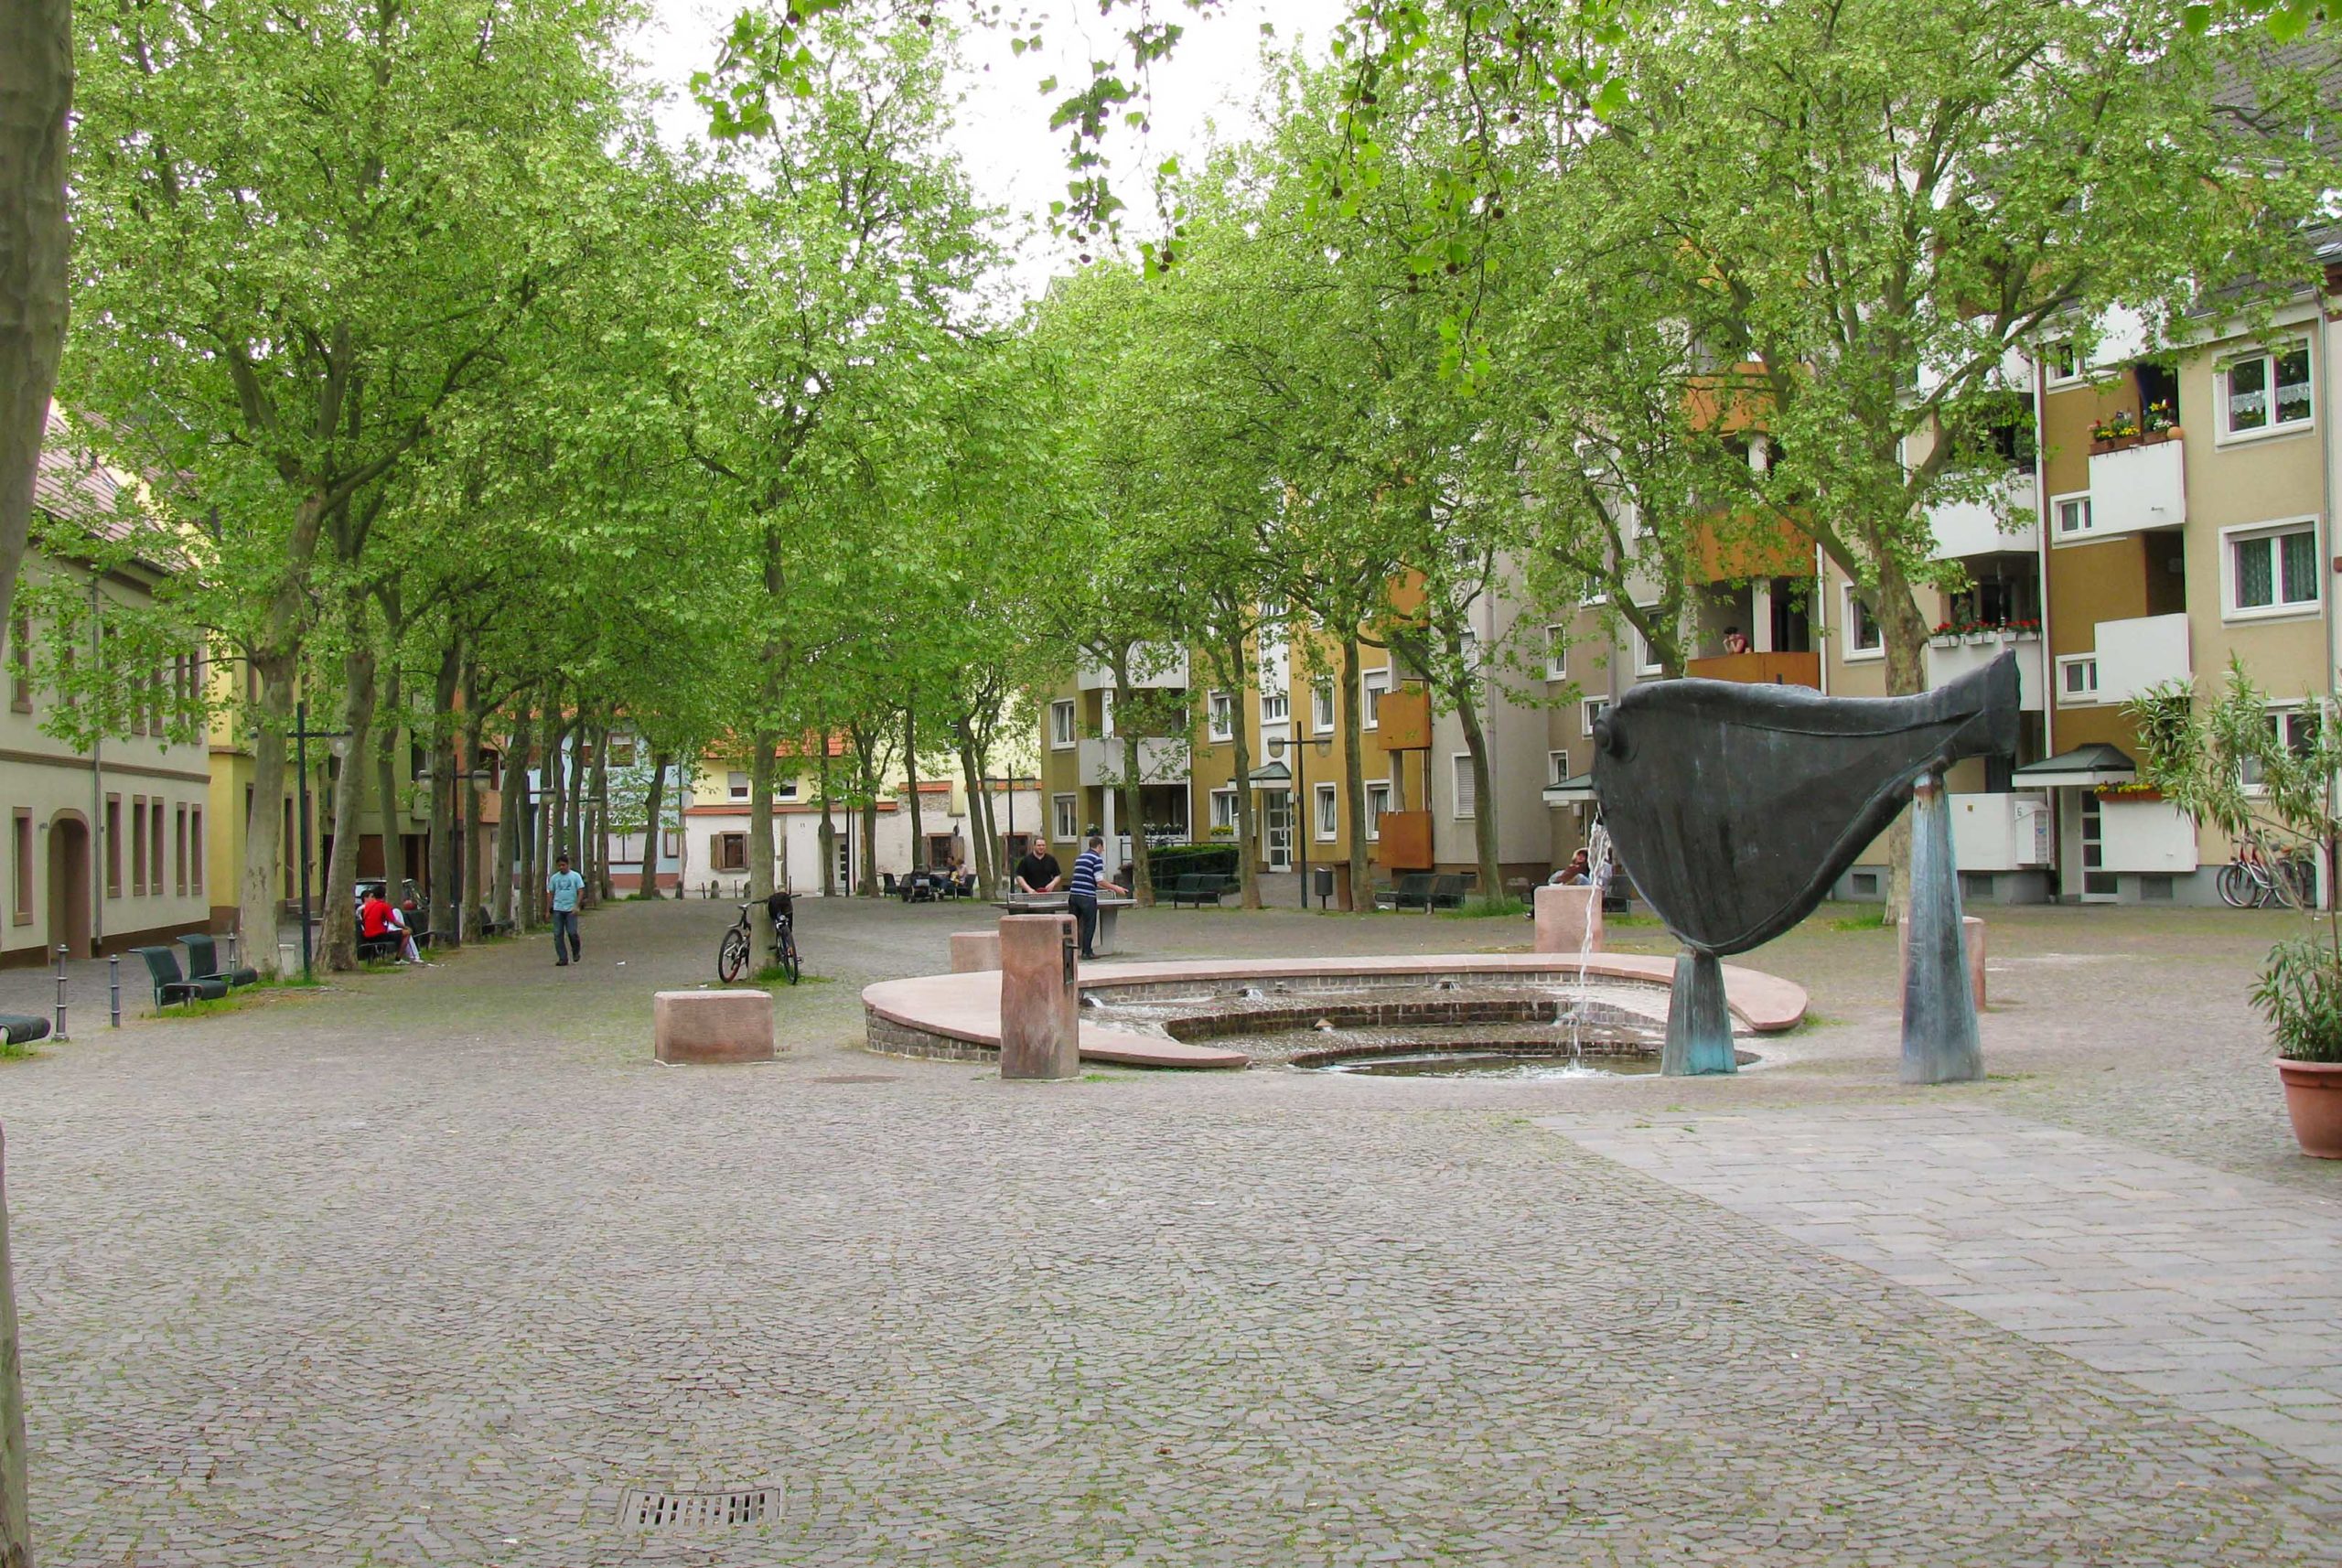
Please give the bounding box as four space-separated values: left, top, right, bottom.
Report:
1144 843 1241 889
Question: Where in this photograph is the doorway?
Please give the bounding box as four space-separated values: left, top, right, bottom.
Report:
2079 790 2117 901
47 811 90 957
1262 793 1293 872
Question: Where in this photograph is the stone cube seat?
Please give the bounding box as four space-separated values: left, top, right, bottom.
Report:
654 989 776 1064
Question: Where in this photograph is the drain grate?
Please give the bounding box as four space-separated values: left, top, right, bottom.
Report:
619 1487 782 1529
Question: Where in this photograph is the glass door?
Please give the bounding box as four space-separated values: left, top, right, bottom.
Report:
1263 792 1293 872
2079 789 2116 900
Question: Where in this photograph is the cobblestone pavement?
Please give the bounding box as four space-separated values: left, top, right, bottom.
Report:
1560 1105 2342 1467
4 897 2342 1563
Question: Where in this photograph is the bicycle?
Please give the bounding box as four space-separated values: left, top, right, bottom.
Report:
717 893 800 984
2218 837 2316 910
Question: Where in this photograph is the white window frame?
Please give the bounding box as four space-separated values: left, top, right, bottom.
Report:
2042 338 2086 389
1314 781 1338 841
1363 780 1390 841
776 778 800 801
1361 668 1390 729
1548 749 1571 788
1457 628 1480 672
1842 585 1885 662
1632 614 1663 677
1206 690 1234 743
2049 490 2095 542
1543 625 1568 681
1209 786 1238 832
1311 678 1336 736
1582 697 1610 737
2217 337 2315 446
2056 653 2100 705
2242 701 2317 794
2221 517 2322 623
727 771 750 801
1260 687 1290 725
1051 793 1079 842
1049 699 1077 750
1451 753 1477 820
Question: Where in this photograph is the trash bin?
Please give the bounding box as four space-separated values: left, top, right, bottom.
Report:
1313 863 1353 911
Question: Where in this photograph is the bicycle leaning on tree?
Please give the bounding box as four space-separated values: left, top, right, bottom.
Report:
717 890 800 984
2218 833 2317 910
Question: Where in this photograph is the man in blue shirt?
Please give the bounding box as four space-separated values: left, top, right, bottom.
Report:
1067 833 1124 961
547 853 585 966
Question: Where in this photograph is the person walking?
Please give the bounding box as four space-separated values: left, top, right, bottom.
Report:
1067 832 1123 961
547 852 585 966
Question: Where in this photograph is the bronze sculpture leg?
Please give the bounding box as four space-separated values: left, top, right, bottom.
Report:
1901 771 1984 1084
1662 946 1735 1076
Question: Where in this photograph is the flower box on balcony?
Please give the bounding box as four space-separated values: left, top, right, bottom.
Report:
1963 631 1995 646
1929 634 1960 650
2090 426 2181 457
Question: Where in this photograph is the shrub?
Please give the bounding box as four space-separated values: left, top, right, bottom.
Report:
1145 843 1240 889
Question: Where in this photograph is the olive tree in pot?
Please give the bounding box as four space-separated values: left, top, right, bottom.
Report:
2131 660 2342 1156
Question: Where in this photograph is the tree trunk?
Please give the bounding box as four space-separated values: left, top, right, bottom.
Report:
955 732 991 896
0 0 73 744
904 703 925 870
747 731 777 904
564 720 586 905
672 753 693 897
1340 639 1369 910
538 707 564 921
859 798 878 897
373 662 402 901
1227 631 1260 910
497 703 531 927
1873 565 1933 924
1112 665 1153 906
426 642 460 948
588 724 612 904
241 655 295 978
1451 678 1503 905
322 640 376 971
462 696 488 932
817 749 837 897
0 1124 31 1568
638 748 671 898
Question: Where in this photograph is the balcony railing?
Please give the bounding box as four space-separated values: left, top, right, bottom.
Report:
2084 435 2185 537
1682 650 1821 688
1376 687 1433 749
1948 790 2053 871
2093 612 2190 704
1928 472 2037 560
1926 634 2043 712
1077 736 1190 788
1076 645 1189 692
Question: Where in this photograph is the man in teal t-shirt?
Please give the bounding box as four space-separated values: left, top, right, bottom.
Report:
547 854 585 966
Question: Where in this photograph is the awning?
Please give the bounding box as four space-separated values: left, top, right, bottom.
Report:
1542 771 1596 806
1245 760 1293 789
2012 743 2137 789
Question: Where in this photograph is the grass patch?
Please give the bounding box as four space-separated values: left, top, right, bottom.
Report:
1827 909 1888 932
1437 897 1531 919
1606 912 1664 929
0 1036 36 1061
754 966 833 989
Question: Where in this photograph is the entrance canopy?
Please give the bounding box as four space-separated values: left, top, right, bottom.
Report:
2012 743 2137 789
1245 760 1293 789
1542 771 1596 807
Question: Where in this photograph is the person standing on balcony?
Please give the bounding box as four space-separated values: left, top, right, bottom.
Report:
1068 833 1124 961
1723 626 1753 656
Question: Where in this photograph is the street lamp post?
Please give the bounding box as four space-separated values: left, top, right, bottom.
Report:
291 701 350 983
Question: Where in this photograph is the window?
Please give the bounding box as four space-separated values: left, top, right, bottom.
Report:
1052 793 1079 843
1311 679 1335 735
2057 654 2100 704
1549 750 1572 787
2051 492 2093 540
104 795 120 897
2043 339 2083 387
189 809 202 894
1364 781 1390 841
2227 521 2320 618
1361 669 1389 727
7 617 27 714
609 736 637 768
130 796 146 896
2242 704 2319 791
175 803 188 895
726 771 749 800
1543 626 1567 682
11 810 27 926
661 828 680 858
713 832 747 871
1458 628 1480 672
1633 620 1662 676
1582 698 1610 737
1261 686 1289 725
1207 691 1235 742
2221 340 2313 438
1842 587 1884 659
1210 787 1238 832
149 800 163 895
1048 700 1076 749
1315 781 1338 840
777 778 800 801
1451 754 1477 819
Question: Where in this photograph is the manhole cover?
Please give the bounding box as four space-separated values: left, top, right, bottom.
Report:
618 1487 782 1529
811 1074 897 1084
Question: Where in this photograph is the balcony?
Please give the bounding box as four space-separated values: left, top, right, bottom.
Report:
1374 810 1434 871
1377 687 1433 749
1076 645 1188 692
1928 472 2037 560
1682 650 1821 688
1077 736 1189 788
1949 791 2052 871
1927 635 2043 711
2084 435 2185 537
2093 612 2190 704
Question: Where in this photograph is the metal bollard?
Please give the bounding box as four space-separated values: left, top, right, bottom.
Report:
52 943 69 1042
109 954 121 1028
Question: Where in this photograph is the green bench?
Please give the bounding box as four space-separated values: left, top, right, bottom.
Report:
1166 873 1235 908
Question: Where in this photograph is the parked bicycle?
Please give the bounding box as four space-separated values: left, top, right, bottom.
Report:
717 891 800 984
2218 836 2316 910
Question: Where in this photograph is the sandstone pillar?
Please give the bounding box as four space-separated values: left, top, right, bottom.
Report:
998 914 1080 1080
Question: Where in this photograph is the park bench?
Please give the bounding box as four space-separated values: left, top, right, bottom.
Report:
130 945 228 1010
0 1015 48 1047
1166 873 1233 908
177 932 257 989
1429 874 1468 909
1381 873 1437 911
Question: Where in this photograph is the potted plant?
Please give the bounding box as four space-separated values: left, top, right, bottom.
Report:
2142 400 2180 442
1961 619 1994 647
1929 620 1961 650
2132 660 2342 1157
2003 618 2040 642
2090 410 2143 452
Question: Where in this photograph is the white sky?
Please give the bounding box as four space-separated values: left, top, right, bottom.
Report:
627 0 1348 295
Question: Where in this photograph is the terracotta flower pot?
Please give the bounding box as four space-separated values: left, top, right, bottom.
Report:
2276 1058 2342 1159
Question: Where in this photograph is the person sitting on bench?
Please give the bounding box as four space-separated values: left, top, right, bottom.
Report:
361 888 419 963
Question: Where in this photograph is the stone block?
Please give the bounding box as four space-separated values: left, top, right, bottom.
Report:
949 930 1002 972
1899 914 1987 1010
653 989 776 1064
998 914 1080 1080
1534 884 1605 956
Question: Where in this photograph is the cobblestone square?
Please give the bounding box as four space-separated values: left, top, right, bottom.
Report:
5 897 2341 1564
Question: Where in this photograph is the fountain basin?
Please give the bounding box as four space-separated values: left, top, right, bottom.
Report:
860 953 1806 1070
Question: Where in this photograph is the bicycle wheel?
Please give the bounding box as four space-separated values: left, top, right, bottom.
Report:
779 935 800 986
2272 854 2317 911
717 927 750 983
2218 862 2252 908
